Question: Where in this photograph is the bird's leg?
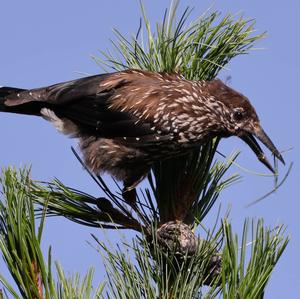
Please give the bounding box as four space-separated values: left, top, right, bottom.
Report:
122 187 137 207
122 173 147 207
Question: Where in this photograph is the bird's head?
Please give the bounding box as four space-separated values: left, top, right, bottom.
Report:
206 79 284 172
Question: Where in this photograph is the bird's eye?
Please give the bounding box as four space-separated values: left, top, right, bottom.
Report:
233 110 245 121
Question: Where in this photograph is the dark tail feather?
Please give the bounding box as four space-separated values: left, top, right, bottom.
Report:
0 86 43 116
0 87 26 112
0 87 26 98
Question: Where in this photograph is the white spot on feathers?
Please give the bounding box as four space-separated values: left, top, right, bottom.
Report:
181 89 191 95
169 103 179 108
178 132 189 143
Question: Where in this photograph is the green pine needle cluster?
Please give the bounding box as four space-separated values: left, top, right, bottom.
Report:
95 0 264 81
0 168 104 299
95 219 288 299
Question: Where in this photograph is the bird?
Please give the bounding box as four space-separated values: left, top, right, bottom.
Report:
0 69 284 203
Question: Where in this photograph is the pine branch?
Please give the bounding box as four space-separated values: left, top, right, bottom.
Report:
92 218 288 298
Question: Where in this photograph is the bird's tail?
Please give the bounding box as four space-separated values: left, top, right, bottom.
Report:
0 87 26 98
0 87 26 111
0 86 42 116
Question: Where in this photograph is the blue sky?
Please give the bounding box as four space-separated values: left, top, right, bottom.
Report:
0 0 298 298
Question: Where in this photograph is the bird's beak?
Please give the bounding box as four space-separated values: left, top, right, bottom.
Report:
241 127 285 173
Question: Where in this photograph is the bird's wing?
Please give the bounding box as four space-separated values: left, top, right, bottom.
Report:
2 71 174 143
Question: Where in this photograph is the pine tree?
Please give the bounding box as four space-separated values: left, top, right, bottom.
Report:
0 2 289 298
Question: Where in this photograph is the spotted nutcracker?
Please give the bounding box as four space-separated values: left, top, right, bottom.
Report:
0 69 284 201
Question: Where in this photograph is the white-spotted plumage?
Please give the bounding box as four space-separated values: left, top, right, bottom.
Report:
0 68 284 201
